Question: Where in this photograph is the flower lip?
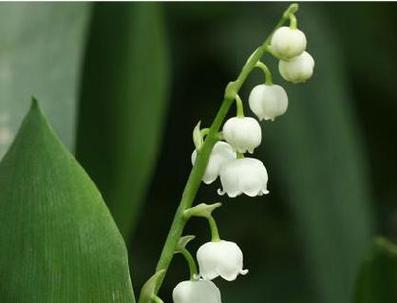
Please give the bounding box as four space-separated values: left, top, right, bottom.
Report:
197 240 248 282
222 117 262 154
192 141 236 184
248 84 288 121
173 279 222 303
218 157 269 198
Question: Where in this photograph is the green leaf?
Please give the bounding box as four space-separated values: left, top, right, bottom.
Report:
76 3 170 241
0 3 91 158
355 237 397 303
0 100 135 303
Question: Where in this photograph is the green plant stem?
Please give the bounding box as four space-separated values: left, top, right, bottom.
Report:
289 14 298 29
141 4 299 301
208 216 221 242
255 61 273 85
235 95 245 117
180 248 198 280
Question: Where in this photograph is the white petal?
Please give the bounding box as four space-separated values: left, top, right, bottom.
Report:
223 117 262 154
270 26 307 59
192 141 236 184
279 51 315 83
173 280 222 303
247 85 267 121
218 158 269 198
197 242 223 280
197 240 248 281
248 84 288 121
240 177 263 197
218 159 242 198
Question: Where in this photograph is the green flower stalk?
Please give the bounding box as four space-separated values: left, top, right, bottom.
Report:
137 3 315 302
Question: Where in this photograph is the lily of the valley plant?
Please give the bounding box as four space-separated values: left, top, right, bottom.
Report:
138 4 315 303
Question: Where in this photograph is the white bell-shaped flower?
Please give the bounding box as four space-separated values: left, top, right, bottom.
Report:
191 141 236 184
222 117 261 154
248 84 288 121
279 51 315 83
173 279 222 303
270 26 307 59
197 240 248 281
218 157 269 198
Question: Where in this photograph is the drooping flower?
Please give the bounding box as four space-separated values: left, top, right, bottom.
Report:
279 51 315 83
197 240 248 281
248 84 288 121
270 26 307 59
191 141 236 184
222 117 262 154
173 279 222 303
218 157 269 198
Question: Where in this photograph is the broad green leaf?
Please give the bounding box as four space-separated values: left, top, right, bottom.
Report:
76 3 170 240
355 237 397 303
217 4 374 303
0 101 135 303
0 3 91 159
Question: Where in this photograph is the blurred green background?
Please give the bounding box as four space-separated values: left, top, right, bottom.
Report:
0 2 396 303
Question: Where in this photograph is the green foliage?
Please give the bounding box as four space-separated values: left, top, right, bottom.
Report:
76 3 170 240
0 3 90 157
0 101 135 303
355 238 397 303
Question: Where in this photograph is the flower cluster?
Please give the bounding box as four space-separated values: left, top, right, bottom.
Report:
172 7 314 303
191 19 314 201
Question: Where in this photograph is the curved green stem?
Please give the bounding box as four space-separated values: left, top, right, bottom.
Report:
289 14 298 29
255 61 273 85
208 216 221 242
139 4 299 301
235 95 245 118
180 248 198 280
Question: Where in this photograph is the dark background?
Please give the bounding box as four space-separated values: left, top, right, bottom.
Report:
1 2 396 303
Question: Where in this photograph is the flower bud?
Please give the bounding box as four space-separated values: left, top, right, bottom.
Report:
191 141 236 184
218 157 269 198
197 240 248 281
173 280 222 303
270 26 307 59
222 117 261 154
248 84 288 121
279 51 315 83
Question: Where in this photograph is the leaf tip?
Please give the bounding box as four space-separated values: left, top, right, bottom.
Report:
29 96 45 117
31 96 39 109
